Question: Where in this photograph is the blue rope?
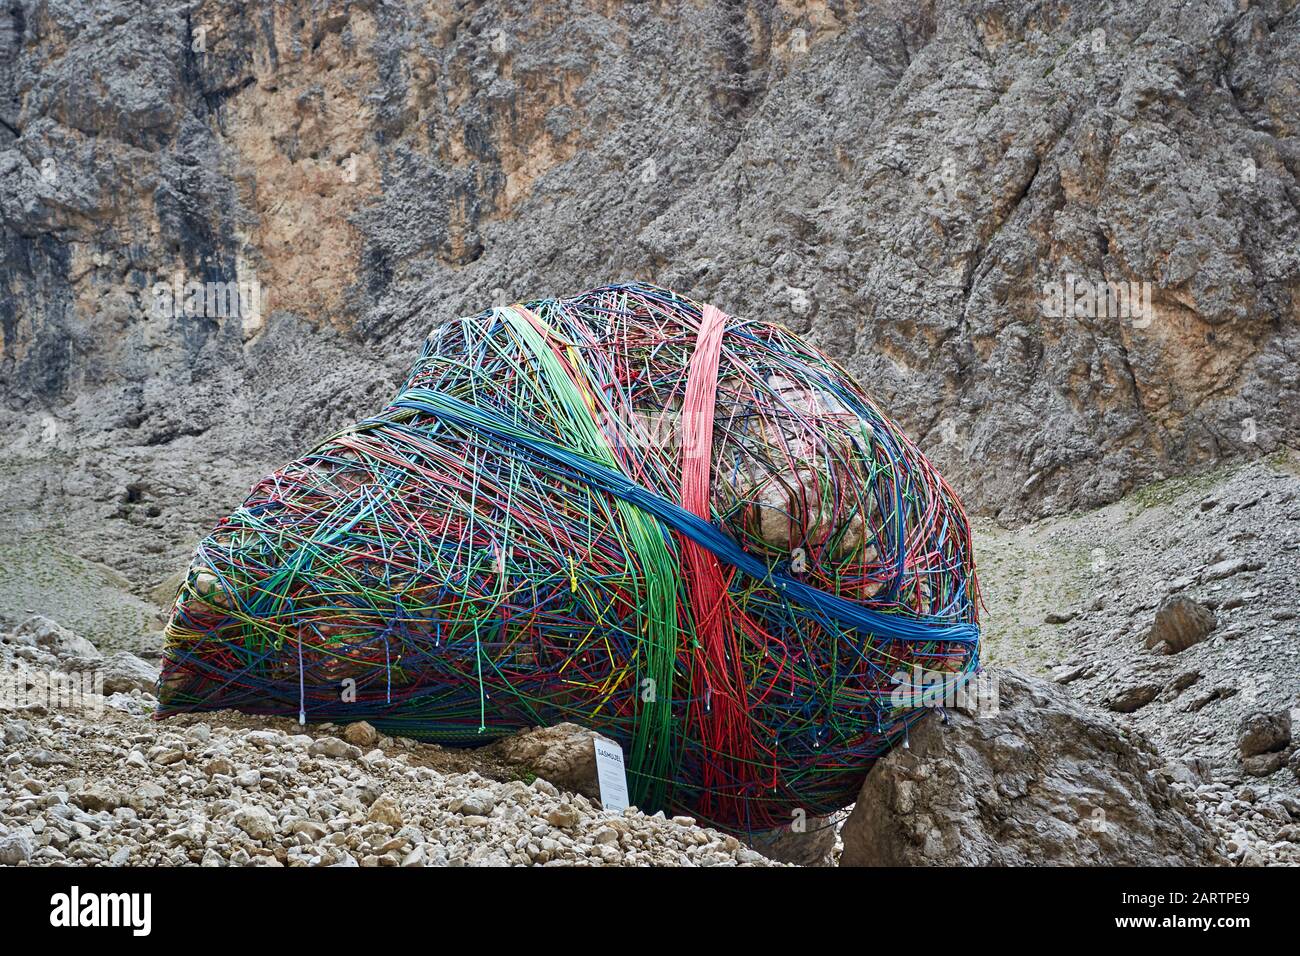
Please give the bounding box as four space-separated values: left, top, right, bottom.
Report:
378 387 979 648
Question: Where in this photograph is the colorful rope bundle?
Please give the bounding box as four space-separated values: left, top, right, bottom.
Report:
158 282 980 832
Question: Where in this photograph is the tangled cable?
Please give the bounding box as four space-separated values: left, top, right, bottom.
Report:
158 282 980 832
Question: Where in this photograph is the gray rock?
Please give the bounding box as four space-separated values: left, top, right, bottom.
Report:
1145 597 1217 654
1105 681 1162 714
840 670 1221 866
401 844 428 867
307 737 360 760
745 816 836 867
1237 710 1292 758
1051 663 1089 685
71 785 122 813
245 731 287 748
1169 756 1213 788
204 757 235 778
1241 752 1285 777
61 651 159 694
16 616 99 661
288 819 327 841
491 723 601 800
232 806 276 843
26 749 75 767
450 789 497 817
366 795 403 828
0 831 33 866
545 805 581 829
1202 558 1253 583
126 782 166 814
234 770 261 789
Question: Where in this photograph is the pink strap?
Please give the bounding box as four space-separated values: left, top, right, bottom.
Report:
678 304 762 819
679 304 728 515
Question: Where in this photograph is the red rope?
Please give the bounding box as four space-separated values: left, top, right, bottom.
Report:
679 305 767 818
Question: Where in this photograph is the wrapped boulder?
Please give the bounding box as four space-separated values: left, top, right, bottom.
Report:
158 282 979 832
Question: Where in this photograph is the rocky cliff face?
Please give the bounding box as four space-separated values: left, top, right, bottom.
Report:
2 0 1299 591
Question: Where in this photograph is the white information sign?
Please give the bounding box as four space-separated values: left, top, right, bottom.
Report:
592 736 631 812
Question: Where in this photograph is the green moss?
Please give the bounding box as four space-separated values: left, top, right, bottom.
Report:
0 533 162 653
1129 461 1241 511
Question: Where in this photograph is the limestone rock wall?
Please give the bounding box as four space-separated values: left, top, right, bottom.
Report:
1 0 1298 592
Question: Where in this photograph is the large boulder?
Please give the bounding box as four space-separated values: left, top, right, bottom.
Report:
1144 597 1217 654
840 670 1221 866
16 616 100 661
60 651 159 694
1237 710 1291 758
490 723 601 801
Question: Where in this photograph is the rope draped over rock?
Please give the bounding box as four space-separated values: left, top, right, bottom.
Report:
158 282 980 831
